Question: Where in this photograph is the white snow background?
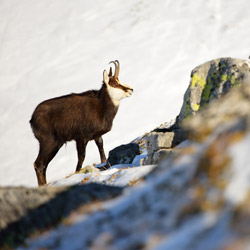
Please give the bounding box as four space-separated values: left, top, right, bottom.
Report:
1 0 250 187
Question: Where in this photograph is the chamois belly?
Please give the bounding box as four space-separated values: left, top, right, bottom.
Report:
52 117 112 142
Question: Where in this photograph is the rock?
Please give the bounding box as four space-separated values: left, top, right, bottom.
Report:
78 165 100 174
107 143 140 166
144 57 250 164
42 83 250 250
182 81 250 140
176 57 250 126
144 149 174 165
23 82 250 249
0 186 62 230
12 61 250 250
0 184 123 248
143 128 187 164
145 129 187 152
145 58 250 164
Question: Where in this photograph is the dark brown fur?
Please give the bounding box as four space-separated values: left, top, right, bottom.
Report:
30 83 118 186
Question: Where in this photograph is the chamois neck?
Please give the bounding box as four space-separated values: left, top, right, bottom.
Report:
100 83 119 113
101 82 123 107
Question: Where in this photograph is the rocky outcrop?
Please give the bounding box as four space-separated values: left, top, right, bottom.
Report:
144 58 250 165
182 81 250 139
20 82 250 250
176 57 250 126
143 128 187 164
3 58 250 250
0 184 123 248
107 143 140 166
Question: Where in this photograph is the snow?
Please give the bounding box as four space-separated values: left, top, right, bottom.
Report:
49 136 152 187
51 164 156 187
1 0 250 186
225 133 250 204
18 156 195 250
156 212 232 250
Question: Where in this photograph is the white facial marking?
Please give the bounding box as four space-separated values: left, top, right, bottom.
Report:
107 82 133 106
103 66 133 106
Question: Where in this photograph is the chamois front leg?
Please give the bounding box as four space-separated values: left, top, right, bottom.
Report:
75 140 87 172
95 136 107 163
34 162 47 186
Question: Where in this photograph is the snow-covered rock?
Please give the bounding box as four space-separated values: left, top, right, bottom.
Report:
2 0 250 187
12 77 250 250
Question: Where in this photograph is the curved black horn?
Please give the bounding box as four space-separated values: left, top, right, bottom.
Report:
109 60 119 78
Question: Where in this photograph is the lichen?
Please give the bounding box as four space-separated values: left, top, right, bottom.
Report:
230 75 236 85
221 74 228 82
191 73 206 90
191 103 200 112
221 73 240 86
184 95 191 117
201 71 218 103
201 82 213 102
181 59 246 125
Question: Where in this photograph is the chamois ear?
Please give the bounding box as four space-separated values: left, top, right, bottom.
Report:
108 67 113 77
103 70 109 85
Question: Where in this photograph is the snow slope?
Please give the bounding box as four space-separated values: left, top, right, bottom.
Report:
1 0 250 186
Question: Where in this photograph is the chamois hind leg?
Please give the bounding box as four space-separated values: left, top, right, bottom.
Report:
95 136 107 163
75 139 88 172
34 138 63 186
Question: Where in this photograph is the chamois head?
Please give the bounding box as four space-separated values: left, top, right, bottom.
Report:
103 60 133 106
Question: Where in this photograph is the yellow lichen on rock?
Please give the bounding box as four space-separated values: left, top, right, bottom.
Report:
191 73 206 90
176 58 250 127
191 103 200 112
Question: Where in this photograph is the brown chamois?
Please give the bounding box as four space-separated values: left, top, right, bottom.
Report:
30 60 133 186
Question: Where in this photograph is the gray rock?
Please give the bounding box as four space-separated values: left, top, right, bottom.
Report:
0 184 123 248
183 80 250 139
23 83 250 249
145 129 187 152
143 129 187 165
144 149 174 165
144 58 250 165
11 59 250 250
176 57 250 126
107 143 140 166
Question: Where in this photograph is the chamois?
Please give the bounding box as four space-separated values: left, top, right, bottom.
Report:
30 60 133 186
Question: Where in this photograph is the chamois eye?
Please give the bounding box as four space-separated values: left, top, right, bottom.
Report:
109 79 119 87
